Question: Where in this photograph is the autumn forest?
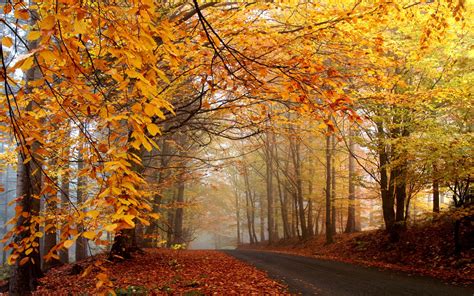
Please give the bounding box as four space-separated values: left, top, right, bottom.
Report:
0 0 473 295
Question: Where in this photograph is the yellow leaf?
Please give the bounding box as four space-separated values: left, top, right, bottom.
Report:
63 240 74 249
8 254 19 265
45 223 55 232
35 231 43 238
81 265 93 278
144 104 155 117
40 15 56 31
2 37 13 47
86 210 100 219
25 248 33 255
40 50 56 63
74 20 87 34
27 31 42 41
20 57 34 71
155 68 170 84
82 231 95 240
123 215 135 227
149 213 160 219
142 137 152 152
104 224 118 232
146 123 160 136
138 217 150 226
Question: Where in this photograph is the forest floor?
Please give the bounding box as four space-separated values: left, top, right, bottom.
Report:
26 249 288 295
240 218 473 285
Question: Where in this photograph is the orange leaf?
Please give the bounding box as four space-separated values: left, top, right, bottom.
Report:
14 9 29 20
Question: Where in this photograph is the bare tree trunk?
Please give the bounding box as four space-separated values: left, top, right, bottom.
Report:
259 192 265 242
9 15 44 293
315 204 322 235
307 152 314 237
1 156 9 264
234 190 241 245
331 134 337 235
325 132 333 244
265 131 276 244
75 150 87 262
274 199 279 241
377 122 395 233
59 150 70 264
307 199 314 237
345 129 357 233
250 192 258 243
166 190 176 248
243 165 257 244
145 137 170 246
10 147 43 294
391 116 409 241
433 165 440 213
109 147 142 259
290 137 307 239
245 191 254 244
172 173 185 245
290 189 296 238
275 151 290 239
42 161 60 270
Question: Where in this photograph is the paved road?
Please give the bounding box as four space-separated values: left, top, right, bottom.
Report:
224 250 474 296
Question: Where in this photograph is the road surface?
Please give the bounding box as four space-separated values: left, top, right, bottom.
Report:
225 250 473 296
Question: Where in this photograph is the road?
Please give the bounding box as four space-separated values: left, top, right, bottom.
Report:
224 250 474 296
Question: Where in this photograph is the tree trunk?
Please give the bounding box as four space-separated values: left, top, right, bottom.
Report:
9 17 44 293
290 187 296 237
433 164 440 213
1 154 9 264
315 204 322 235
307 199 314 237
394 169 407 223
259 192 265 242
9 151 44 294
245 192 254 244
243 165 257 244
109 147 142 259
325 132 333 244
265 131 276 244
166 190 176 248
145 137 169 246
42 163 60 270
291 137 307 239
234 190 241 245
59 157 70 264
377 122 395 232
331 134 337 235
307 153 314 237
172 174 185 245
275 161 290 239
109 227 136 260
345 129 357 233
250 192 258 243
75 150 87 262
